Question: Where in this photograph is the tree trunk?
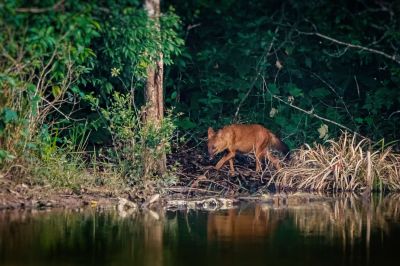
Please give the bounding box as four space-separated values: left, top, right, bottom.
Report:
145 55 163 122
144 0 166 176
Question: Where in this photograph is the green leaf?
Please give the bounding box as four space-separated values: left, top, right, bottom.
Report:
31 95 40 116
2 108 18 123
0 149 16 163
171 91 177 100
310 87 330 98
268 83 279 94
355 117 363 124
176 117 196 129
52 86 62 98
27 83 36 94
287 84 303 97
105 82 113 94
274 116 287 127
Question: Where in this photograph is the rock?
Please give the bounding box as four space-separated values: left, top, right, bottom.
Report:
147 194 160 205
117 197 137 212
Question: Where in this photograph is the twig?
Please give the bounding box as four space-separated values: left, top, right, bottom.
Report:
297 30 399 65
354 75 360 98
388 111 400 119
310 72 356 128
185 23 201 41
4 164 27 178
164 187 220 194
234 26 280 120
197 180 230 191
40 96 85 122
16 0 65 13
261 76 367 138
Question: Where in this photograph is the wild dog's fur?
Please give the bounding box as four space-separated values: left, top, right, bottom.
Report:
207 124 289 175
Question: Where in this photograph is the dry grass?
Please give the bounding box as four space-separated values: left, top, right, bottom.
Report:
271 132 400 192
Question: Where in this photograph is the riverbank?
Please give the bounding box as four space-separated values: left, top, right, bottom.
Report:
0 178 118 210
0 174 330 211
1 133 399 211
0 175 377 212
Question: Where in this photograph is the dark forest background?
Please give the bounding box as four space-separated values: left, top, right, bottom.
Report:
166 0 400 147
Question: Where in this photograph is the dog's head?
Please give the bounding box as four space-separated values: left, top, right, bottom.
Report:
207 127 226 160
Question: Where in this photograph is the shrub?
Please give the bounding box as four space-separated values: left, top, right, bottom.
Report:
101 92 177 186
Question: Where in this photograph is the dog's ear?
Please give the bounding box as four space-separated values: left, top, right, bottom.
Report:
208 127 215 138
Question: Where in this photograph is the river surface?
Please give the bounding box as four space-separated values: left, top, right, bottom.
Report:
0 194 400 266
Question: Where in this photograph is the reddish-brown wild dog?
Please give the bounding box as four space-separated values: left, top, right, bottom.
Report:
207 124 289 175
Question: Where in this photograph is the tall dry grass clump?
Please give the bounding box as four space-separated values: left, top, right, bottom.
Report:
272 132 400 192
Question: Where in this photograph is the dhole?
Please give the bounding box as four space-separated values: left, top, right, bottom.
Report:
207 124 289 175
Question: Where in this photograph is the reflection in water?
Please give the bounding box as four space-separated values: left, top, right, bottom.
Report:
290 194 400 247
0 194 400 266
207 206 277 242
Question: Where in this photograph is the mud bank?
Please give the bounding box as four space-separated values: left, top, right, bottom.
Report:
1 175 340 212
0 178 119 210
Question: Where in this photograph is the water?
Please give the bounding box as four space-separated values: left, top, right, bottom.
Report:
1 194 400 266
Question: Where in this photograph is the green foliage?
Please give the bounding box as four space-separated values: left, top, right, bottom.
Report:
84 1 184 106
0 0 99 168
101 92 177 185
167 0 400 146
0 149 16 164
0 0 183 187
23 123 94 188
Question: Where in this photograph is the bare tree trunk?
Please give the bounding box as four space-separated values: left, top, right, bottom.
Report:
145 56 163 122
144 0 166 176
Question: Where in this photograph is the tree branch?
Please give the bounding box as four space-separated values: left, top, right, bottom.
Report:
297 30 400 64
233 25 280 121
16 0 65 13
260 76 368 139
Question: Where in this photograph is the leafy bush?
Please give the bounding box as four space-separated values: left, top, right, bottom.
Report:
0 0 99 169
101 92 177 185
0 1 183 188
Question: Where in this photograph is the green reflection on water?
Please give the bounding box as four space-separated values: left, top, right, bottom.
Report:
1 194 400 266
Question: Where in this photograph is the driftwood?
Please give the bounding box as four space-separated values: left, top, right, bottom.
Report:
166 197 236 211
